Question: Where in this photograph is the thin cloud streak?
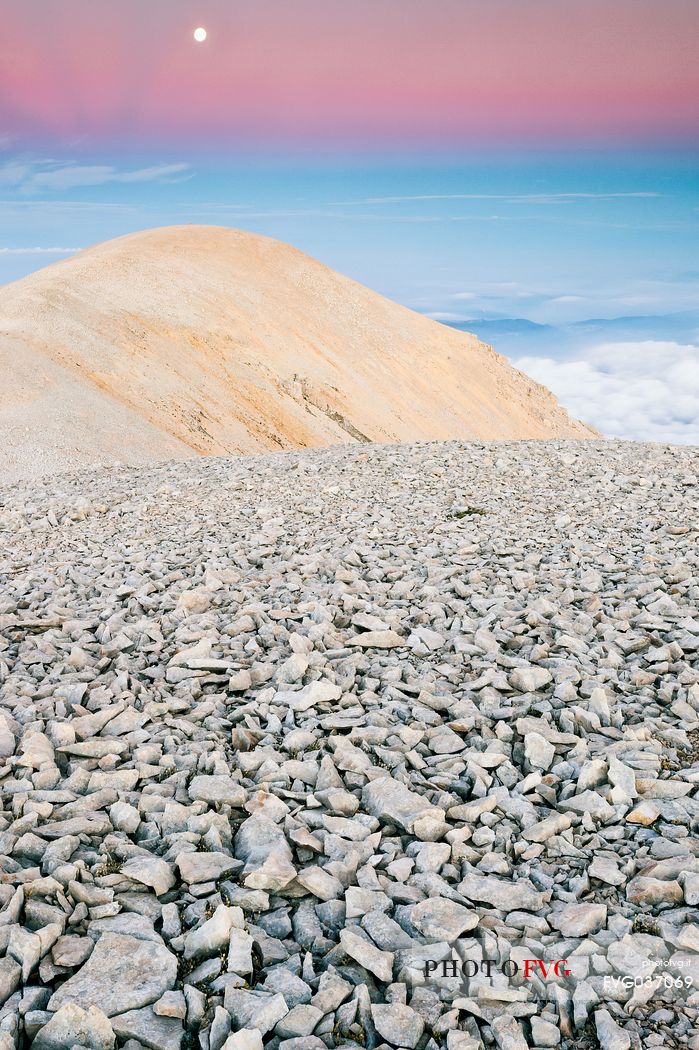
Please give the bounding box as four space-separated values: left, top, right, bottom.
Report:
0 246 81 254
0 159 191 195
0 199 139 210
331 192 662 206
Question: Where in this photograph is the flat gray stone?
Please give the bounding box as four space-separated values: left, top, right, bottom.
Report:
348 630 405 649
340 928 393 983
549 903 607 937
458 872 545 912
275 1004 323 1039
410 898 479 941
235 814 297 891
111 1006 184 1050
48 933 177 1017
594 1009 631 1050
31 1004 114 1050
491 1014 529 1050
189 774 247 806
362 776 444 834
121 855 175 897
176 852 241 884
509 667 552 692
221 1031 264 1050
371 1003 424 1048
0 956 21 1009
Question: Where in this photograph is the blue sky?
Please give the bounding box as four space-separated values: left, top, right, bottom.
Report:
2 147 698 443
2 149 697 324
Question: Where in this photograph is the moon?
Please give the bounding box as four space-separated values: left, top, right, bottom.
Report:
193 27 207 42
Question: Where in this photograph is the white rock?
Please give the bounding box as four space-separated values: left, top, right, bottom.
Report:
184 905 244 960
32 1003 114 1050
595 1009 631 1050
221 1031 263 1050
348 630 405 649
227 927 254 975
48 933 177 1017
509 667 552 692
340 929 394 983
109 801 140 834
121 855 175 897
524 731 555 771
371 1003 424 1048
362 776 445 834
189 774 247 806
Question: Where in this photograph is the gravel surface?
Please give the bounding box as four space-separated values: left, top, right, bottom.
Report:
1 439 698 1050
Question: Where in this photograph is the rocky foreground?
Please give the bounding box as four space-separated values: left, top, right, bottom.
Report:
0 439 698 1050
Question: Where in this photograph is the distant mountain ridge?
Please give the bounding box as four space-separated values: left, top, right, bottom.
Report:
446 309 699 355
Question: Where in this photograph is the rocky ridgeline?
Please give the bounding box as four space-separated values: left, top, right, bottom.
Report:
0 439 698 1050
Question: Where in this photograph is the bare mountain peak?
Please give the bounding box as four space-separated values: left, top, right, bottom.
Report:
0 225 596 481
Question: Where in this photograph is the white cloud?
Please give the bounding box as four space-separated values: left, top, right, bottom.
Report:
424 311 469 321
0 246 81 255
0 159 190 194
27 162 191 192
514 341 699 444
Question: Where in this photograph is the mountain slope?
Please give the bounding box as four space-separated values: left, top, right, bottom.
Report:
0 225 596 481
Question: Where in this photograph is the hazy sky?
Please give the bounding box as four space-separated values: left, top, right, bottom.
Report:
3 0 698 147
1 0 697 315
1 0 698 439
2 153 698 326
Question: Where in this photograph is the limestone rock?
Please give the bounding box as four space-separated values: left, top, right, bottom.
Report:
594 1009 631 1050
371 1003 424 1048
111 1006 184 1050
363 776 444 834
32 1005 114 1050
48 933 177 1017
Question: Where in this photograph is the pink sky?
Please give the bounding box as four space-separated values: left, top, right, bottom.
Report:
2 0 698 146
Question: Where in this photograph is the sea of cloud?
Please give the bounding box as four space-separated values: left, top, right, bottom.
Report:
514 341 699 445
